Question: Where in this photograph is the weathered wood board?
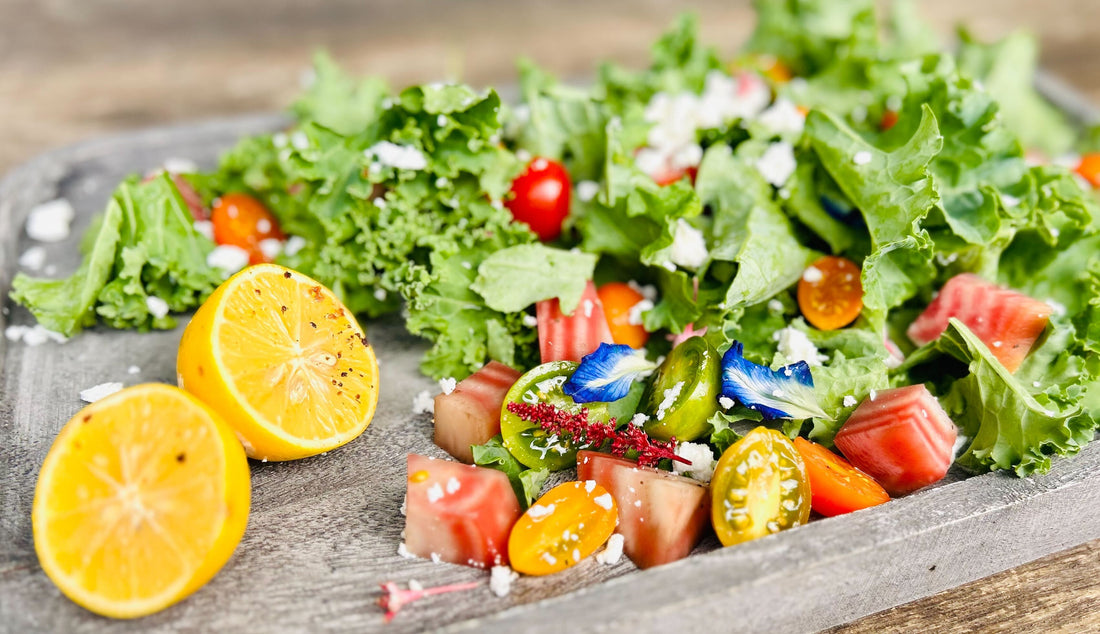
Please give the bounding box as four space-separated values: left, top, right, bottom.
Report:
1 79 1099 633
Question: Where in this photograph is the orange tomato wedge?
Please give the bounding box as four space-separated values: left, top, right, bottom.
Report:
797 256 863 330
508 481 618 576
177 263 380 461
32 384 250 618
793 437 889 517
1075 152 1100 189
597 282 650 349
211 193 285 264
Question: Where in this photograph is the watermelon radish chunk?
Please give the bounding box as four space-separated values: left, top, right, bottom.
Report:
434 361 522 463
833 385 958 496
537 281 614 363
576 451 710 569
404 454 522 568
907 274 1052 372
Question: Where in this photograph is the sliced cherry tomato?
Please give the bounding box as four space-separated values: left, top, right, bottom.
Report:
507 481 618 576
211 193 285 264
1075 152 1100 189
500 361 640 471
505 158 571 242
760 57 793 84
537 281 614 364
797 255 863 330
711 427 810 547
651 165 698 187
880 110 900 132
792 437 889 517
640 337 720 442
596 282 650 348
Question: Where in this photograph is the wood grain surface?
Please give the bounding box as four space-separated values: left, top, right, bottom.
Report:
2 0 1100 631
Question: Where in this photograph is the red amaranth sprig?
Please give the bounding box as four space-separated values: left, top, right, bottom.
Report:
506 401 689 467
378 580 482 623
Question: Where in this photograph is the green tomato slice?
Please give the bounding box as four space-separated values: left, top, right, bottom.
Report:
640 337 721 442
501 361 640 471
710 427 811 547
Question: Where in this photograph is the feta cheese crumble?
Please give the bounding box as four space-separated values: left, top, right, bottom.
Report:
775 327 826 366
426 483 444 503
668 219 708 271
145 296 170 319
25 199 75 243
490 566 518 597
756 99 806 135
4 324 68 346
718 396 735 410
853 151 873 166
630 412 650 427
655 381 685 421
192 220 215 241
163 157 199 174
596 534 625 565
802 266 824 283
673 442 716 482
527 503 556 519
767 299 784 313
593 493 614 510
412 390 434 415
842 395 858 408
258 238 283 261
364 141 428 171
18 246 46 271
576 180 600 203
439 377 457 395
80 382 123 403
756 141 797 187
522 313 539 328
206 245 250 274
127 365 141 375
627 299 654 326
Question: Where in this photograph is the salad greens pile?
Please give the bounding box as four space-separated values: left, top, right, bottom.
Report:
11 0 1100 477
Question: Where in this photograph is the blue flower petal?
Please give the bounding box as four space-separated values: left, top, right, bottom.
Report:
720 341 831 421
563 343 657 403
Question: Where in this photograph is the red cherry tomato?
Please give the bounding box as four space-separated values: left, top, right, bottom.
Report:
880 110 899 132
211 193 285 264
505 158 571 242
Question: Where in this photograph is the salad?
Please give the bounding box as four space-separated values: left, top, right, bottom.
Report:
14 0 1100 622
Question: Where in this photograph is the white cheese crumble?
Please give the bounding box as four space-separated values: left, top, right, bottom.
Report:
775 327 826 366
596 534 625 565
18 246 46 271
1046 299 1067 316
767 299 784 313
584 480 597 493
25 199 75 243
869 389 878 402
490 566 518 597
206 245 250 274
445 476 461 494
756 99 805 135
630 412 650 427
853 151 873 166
583 299 594 318
576 180 600 203
527 503 556 519
397 542 415 559
127 365 141 375
522 314 539 328
364 141 428 170
673 442 716 482
192 220 215 241
802 266 824 283
718 396 735 410
290 131 309 150
426 483 444 503
4 324 68 346
842 395 858 408
439 377 457 395
756 142 797 187
163 157 199 174
593 493 614 510
145 296 170 319
668 219 708 271
407 579 424 592
80 382 123 403
627 299 654 326
373 288 388 302
412 390 434 415
627 280 658 301
656 381 685 421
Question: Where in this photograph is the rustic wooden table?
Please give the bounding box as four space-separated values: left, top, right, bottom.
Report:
2 0 1099 631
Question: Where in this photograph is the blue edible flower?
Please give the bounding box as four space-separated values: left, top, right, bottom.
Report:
563 343 657 403
720 341 831 420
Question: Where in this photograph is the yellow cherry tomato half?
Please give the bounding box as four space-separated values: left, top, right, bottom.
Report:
508 481 618 576
711 427 811 547
797 255 863 331
597 282 650 349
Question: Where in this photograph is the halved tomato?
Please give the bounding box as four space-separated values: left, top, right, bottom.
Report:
792 437 889 517
434 362 522 463
507 480 618 576
403 454 522 569
577 451 710 569
536 281 614 363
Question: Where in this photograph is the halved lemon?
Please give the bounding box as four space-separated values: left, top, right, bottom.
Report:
32 383 250 619
177 264 380 461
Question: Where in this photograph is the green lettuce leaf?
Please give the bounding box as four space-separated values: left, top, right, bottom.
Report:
472 435 549 509
291 51 389 136
472 244 597 314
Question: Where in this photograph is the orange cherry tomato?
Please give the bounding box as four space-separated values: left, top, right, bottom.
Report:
793 437 889 517
757 56 792 84
597 282 650 349
797 256 863 331
211 193 285 264
507 481 618 576
1075 152 1100 189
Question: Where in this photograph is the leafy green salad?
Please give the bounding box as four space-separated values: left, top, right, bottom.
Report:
11 0 1100 481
